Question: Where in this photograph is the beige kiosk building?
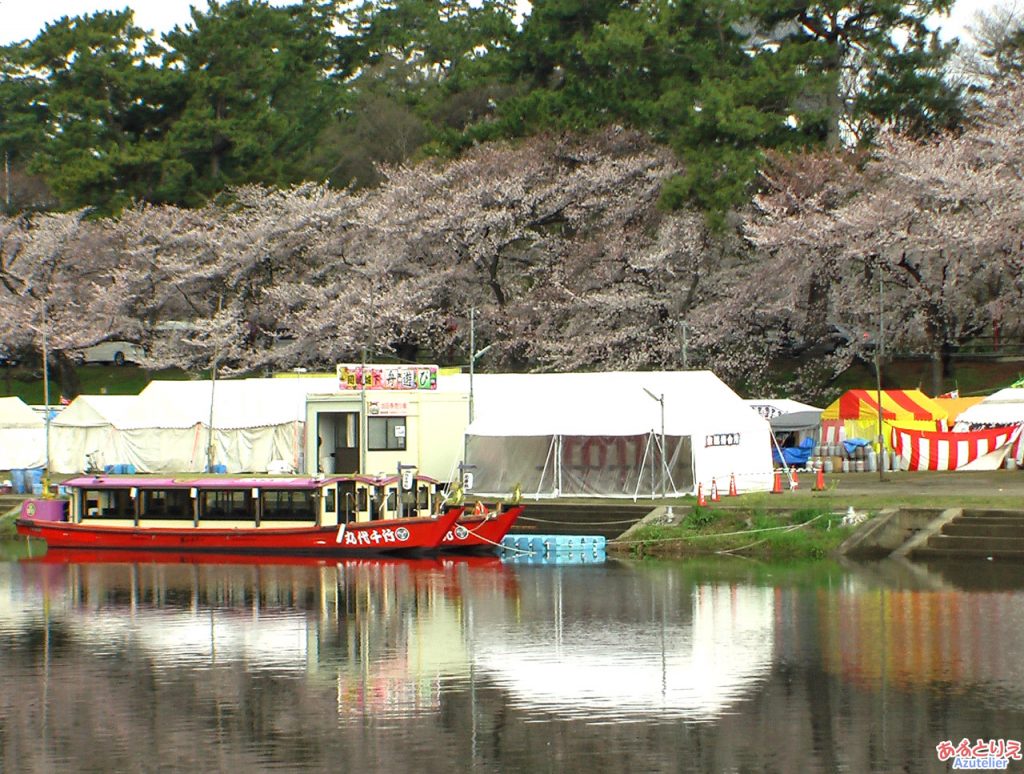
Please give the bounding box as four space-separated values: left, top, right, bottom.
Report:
304 364 470 482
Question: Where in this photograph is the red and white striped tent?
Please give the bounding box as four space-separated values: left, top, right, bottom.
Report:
890 425 1023 471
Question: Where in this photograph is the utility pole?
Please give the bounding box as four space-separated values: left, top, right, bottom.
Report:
875 266 885 482
41 300 51 495
3 150 10 211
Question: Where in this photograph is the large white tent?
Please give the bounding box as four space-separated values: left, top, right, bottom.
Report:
464 371 774 498
140 377 337 473
49 395 202 474
0 396 46 470
50 378 339 474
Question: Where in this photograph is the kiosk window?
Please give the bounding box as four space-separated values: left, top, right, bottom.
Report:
368 417 406 451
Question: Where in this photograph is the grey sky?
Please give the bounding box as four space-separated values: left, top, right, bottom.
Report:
0 0 1006 46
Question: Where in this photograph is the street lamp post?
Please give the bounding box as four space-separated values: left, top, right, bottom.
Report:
467 306 493 425
642 388 667 503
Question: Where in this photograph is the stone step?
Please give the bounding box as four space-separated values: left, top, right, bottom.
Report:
955 515 1024 524
961 509 1024 520
913 545 1024 561
925 534 1024 553
949 519 1024 532
944 523 1024 538
511 503 652 539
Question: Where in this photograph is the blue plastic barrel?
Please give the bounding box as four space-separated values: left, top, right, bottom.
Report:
27 468 44 495
10 469 26 494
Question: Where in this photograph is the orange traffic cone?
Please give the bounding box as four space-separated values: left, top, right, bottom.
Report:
770 471 783 494
813 466 826 492
697 483 707 506
710 478 721 502
728 473 738 497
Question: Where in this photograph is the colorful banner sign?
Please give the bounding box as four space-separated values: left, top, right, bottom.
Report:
337 364 438 391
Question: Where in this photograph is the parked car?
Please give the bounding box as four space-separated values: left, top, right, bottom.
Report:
772 323 875 358
73 340 146 366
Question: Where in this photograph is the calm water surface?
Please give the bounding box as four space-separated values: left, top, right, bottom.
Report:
2 546 1024 773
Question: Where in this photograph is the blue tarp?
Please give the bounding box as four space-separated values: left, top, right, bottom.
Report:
842 438 872 457
773 437 815 466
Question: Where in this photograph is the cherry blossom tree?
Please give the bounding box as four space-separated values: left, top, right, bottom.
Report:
277 129 719 372
0 210 131 396
734 81 1024 396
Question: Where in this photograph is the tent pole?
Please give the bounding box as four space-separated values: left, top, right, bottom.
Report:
556 436 563 496
663 438 679 495
535 436 557 499
770 430 793 485
634 434 655 502
206 355 218 472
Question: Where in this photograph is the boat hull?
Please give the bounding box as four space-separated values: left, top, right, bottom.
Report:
440 505 524 552
16 508 462 556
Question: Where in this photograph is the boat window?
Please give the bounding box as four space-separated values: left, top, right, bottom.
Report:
399 487 417 516
140 489 191 518
337 482 357 522
261 489 314 521
199 490 251 520
368 416 406 451
369 486 386 520
385 487 397 512
417 484 431 511
82 489 134 518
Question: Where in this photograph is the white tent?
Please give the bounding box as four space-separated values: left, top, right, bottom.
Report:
50 395 203 474
140 377 338 473
464 371 774 498
0 396 46 470
954 388 1024 428
746 398 822 436
954 388 1024 466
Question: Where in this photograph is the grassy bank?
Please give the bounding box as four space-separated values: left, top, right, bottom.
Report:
0 506 20 539
612 504 857 560
0 364 191 403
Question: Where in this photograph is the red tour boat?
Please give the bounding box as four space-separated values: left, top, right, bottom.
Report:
16 473 462 556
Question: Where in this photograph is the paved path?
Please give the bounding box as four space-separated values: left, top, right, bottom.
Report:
774 468 1024 501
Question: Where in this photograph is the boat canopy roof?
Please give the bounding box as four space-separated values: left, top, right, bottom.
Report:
62 474 376 490
62 473 441 490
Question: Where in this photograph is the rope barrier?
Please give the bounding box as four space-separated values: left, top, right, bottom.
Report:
518 515 642 526
610 512 828 547
459 515 538 556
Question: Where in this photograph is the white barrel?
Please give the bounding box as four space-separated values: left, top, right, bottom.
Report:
866 450 876 472
841 458 850 473
823 458 834 473
855 459 865 473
